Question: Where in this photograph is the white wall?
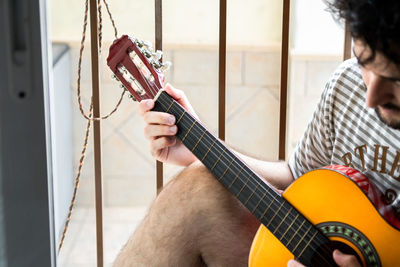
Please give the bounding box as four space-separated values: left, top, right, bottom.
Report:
291 0 344 55
50 0 283 46
50 0 345 54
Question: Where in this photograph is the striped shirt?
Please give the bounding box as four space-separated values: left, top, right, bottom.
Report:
288 58 400 214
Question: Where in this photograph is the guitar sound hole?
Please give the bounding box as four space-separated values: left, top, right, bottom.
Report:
310 241 362 267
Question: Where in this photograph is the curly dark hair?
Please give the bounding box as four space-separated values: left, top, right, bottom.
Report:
326 0 400 67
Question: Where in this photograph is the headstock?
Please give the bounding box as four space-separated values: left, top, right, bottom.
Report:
107 35 171 102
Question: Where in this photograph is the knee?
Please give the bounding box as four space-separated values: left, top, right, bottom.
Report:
155 161 226 210
178 160 220 192
161 161 218 196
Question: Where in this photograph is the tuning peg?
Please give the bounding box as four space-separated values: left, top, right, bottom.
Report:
143 41 153 51
152 50 163 61
111 74 120 82
136 40 144 48
119 84 127 90
152 61 162 69
161 61 172 72
144 51 152 59
128 94 137 102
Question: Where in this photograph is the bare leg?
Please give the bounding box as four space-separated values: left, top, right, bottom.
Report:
113 162 260 267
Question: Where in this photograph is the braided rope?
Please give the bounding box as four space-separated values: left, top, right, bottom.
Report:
58 104 93 252
58 0 122 252
76 0 125 121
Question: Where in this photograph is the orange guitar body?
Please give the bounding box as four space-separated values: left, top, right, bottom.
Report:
249 169 400 267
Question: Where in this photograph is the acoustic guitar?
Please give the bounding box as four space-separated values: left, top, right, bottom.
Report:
107 35 400 267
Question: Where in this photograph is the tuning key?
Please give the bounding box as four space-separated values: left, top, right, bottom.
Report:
152 61 162 69
128 94 137 102
111 74 120 82
143 41 153 51
144 51 152 59
161 61 172 72
136 40 144 48
152 50 162 61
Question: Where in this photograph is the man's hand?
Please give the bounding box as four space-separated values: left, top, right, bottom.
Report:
287 250 361 267
138 83 198 166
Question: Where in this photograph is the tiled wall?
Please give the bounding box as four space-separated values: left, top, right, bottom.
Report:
69 43 342 207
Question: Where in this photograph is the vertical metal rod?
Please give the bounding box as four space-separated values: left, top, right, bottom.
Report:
156 161 163 195
343 20 352 61
155 0 163 195
279 0 290 160
89 0 104 266
218 0 227 140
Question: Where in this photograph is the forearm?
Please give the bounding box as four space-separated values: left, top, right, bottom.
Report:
187 140 295 191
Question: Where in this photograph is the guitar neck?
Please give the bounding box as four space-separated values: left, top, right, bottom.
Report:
154 91 281 213
153 90 330 264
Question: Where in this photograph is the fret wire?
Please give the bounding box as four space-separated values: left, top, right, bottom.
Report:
266 201 285 228
176 110 186 124
281 213 299 242
228 165 244 188
211 148 226 171
244 184 259 205
165 100 174 112
191 129 206 152
273 206 292 235
292 224 312 253
260 198 275 219
251 191 267 213
236 174 252 198
201 139 216 161
219 158 235 181
286 219 305 246
155 95 332 258
182 120 196 142
297 230 319 259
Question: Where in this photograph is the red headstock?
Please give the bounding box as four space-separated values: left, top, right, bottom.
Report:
107 35 171 101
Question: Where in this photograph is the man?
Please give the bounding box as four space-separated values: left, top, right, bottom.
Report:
114 0 400 266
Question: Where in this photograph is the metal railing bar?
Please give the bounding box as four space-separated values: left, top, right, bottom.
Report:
343 20 352 61
89 0 104 266
155 0 164 194
219 0 227 141
279 0 290 160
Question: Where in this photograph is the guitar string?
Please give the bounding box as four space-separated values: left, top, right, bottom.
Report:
154 93 336 265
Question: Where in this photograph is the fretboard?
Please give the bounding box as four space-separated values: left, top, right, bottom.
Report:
152 90 331 265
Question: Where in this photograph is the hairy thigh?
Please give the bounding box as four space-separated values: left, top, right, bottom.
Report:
166 162 261 266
